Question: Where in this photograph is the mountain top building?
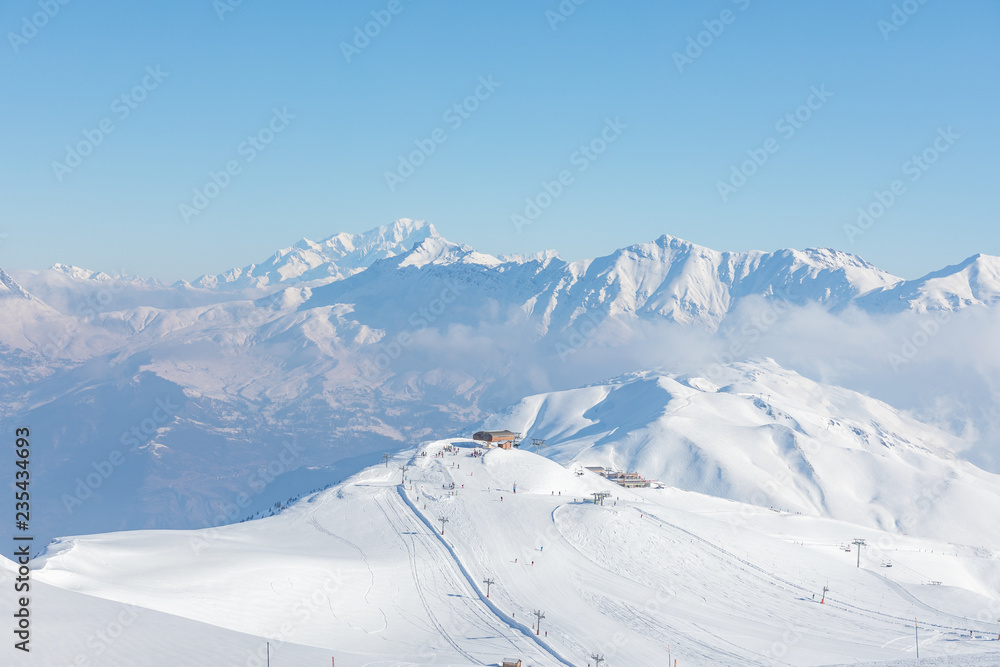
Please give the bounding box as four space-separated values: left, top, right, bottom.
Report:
472 430 519 449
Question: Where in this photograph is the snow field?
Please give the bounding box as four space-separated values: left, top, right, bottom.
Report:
11 439 1000 666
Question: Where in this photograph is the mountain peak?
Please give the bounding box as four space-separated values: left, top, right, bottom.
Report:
0 268 37 301
194 219 443 290
854 252 1000 314
397 235 501 269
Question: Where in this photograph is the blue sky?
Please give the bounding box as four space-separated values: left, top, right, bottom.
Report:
1 0 997 281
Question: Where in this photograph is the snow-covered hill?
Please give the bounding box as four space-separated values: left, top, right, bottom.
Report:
482 359 1000 549
11 441 1000 666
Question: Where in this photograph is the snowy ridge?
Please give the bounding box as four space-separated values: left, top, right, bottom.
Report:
192 218 440 290
0 268 40 301
855 254 1000 314
483 359 1000 548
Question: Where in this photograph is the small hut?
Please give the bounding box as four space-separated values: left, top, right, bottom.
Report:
501 660 522 667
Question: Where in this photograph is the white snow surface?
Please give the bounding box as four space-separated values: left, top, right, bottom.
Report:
8 442 1000 666
483 359 1000 549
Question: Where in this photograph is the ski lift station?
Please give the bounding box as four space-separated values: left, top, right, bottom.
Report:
472 430 519 449
583 466 652 488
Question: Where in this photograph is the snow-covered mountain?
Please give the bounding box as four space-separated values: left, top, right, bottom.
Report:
484 359 1000 548
303 232 907 332
854 253 1000 314
1 220 998 544
3 220 1000 665
191 218 440 290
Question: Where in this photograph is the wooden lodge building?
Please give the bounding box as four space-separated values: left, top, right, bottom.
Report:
472 430 519 449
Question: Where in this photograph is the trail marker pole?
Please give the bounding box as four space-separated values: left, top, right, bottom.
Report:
266 641 270 667
915 617 919 659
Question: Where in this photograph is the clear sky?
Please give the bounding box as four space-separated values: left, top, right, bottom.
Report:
1 1 997 282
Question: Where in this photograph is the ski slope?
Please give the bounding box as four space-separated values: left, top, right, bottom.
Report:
7 439 998 666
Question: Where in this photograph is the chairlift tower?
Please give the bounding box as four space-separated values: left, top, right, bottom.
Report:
532 609 545 636
852 538 866 568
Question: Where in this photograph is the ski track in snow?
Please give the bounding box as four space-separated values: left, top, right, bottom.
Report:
307 513 387 632
395 479 577 667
